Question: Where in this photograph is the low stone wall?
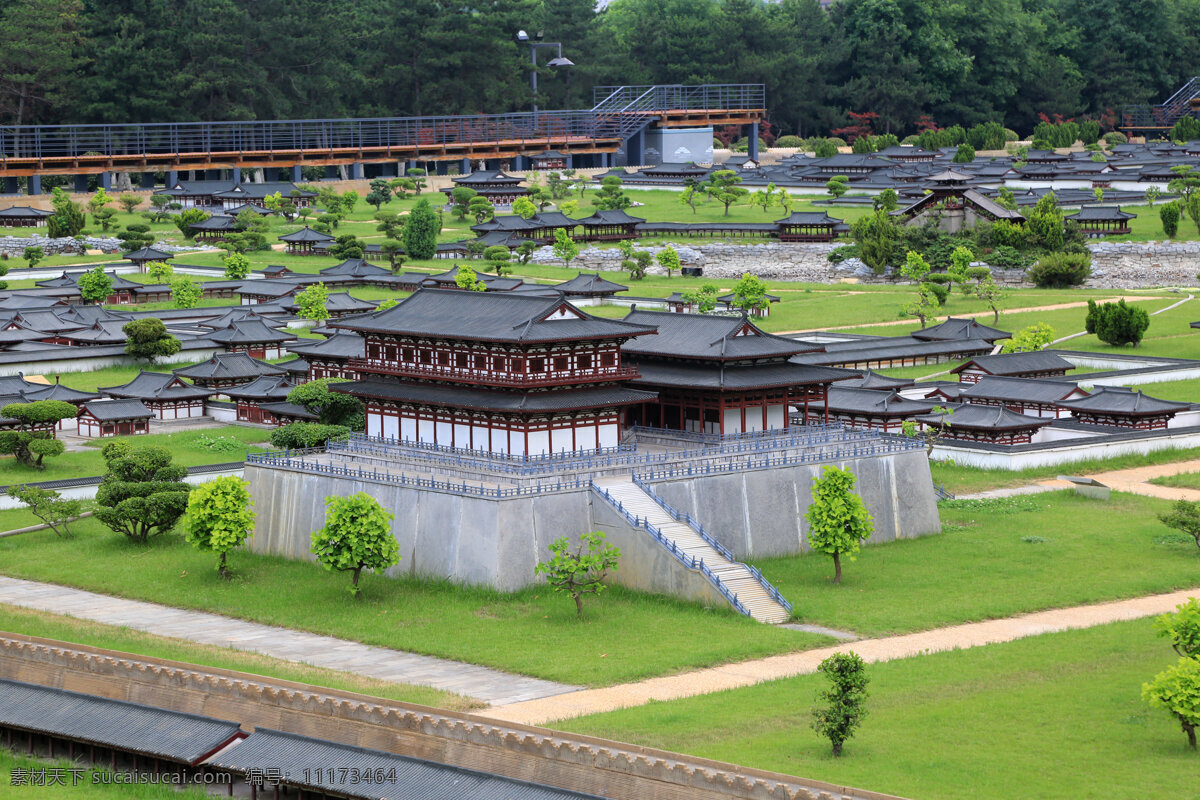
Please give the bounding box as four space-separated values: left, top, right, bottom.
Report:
532 240 1200 289
0 235 115 258
0 633 904 800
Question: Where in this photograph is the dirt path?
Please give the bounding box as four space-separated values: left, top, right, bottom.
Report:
483 588 1198 725
779 295 1170 335
960 457 1200 502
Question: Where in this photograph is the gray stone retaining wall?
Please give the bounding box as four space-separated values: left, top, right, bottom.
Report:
533 240 1200 289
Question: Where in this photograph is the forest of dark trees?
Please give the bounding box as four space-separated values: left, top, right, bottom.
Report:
1 0 1198 137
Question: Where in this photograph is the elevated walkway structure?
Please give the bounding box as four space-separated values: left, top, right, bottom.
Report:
1122 77 1200 134
0 84 764 179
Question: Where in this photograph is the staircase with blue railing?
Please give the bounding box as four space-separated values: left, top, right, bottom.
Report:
591 477 792 624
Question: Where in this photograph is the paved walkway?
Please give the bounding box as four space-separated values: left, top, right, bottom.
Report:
483 588 1199 725
0 576 579 707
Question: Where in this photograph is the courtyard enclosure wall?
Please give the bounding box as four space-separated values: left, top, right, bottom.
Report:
0 634 905 800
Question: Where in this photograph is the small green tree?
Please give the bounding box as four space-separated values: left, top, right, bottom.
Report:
184 476 255 579
468 196 495 224
901 406 954 457
294 281 331 323
287 378 364 428
92 207 117 231
0 401 76 469
593 176 631 210
1143 655 1200 749
380 239 405 272
1161 202 1182 238
94 445 191 543
948 245 972 293
825 175 849 199
812 651 869 757
626 250 652 281
455 265 487 291
682 281 721 313
974 270 1007 323
87 187 112 220
1158 500 1200 551
705 170 748 215
679 182 705 214
148 193 173 222
116 192 141 214
535 530 621 616
655 245 681 277
1155 598 1200 658
515 240 538 265
146 260 174 283
552 228 579 269
512 196 537 219
173 208 208 239
952 143 975 163
450 186 477 220
902 284 938 329
19 245 44 269
1171 115 1200 143
1085 299 1149 347
170 276 202 309
1002 323 1055 353
403 198 440 260
329 233 364 260
1145 187 1162 207
483 245 511 275
375 210 404 239
48 187 86 238
77 267 114 304
123 318 181 362
730 272 769 314
805 465 874 584
222 251 251 280
7 485 82 537
310 492 399 596
873 188 898 212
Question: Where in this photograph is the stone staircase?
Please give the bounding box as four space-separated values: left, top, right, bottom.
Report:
593 478 792 624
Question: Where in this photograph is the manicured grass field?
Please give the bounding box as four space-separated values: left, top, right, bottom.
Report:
1148 470 1200 490
752 492 1200 636
930 446 1200 495
0 427 270 486
0 604 473 710
561 619 1196 800
0 518 830 687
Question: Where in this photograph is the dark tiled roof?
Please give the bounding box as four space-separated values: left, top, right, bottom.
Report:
173 352 287 381
237 279 304 298
816 387 935 416
554 272 628 296
336 379 656 414
838 370 915 390
199 307 282 329
285 332 365 359
951 351 1073 376
188 215 239 231
915 403 1053 430
257 401 318 420
574 209 646 225
1065 206 1137 221
223 375 297 401
319 258 393 277
1058 386 1189 415
910 317 1011 342
79 398 154 421
451 169 524 185
622 310 813 360
0 206 52 217
630 360 852 390
206 320 299 345
334 289 654 344
279 226 336 243
773 211 843 225
0 679 241 764
19 382 100 403
122 247 174 261
100 371 213 401
957 376 1087 403
205 728 600 800
278 357 310 375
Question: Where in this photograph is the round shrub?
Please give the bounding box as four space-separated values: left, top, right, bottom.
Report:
1002 128 1019 142
901 135 920 145
1027 253 1092 288
1104 131 1128 146
775 135 804 148
924 281 950 305
825 137 847 147
985 245 1029 271
1161 202 1181 238
269 422 351 450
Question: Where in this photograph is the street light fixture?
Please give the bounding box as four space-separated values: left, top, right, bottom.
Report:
516 30 574 117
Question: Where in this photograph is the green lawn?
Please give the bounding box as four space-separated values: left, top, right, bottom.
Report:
1148 470 1200 490
0 603 473 710
1122 379 1200 402
0 749 211 799
0 427 269 486
752 491 1200 636
0 518 831 687
561 619 1198 800
931 445 1200 495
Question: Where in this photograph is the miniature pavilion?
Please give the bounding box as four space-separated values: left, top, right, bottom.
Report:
1064 206 1137 237
330 289 657 455
1057 386 1188 430
0 206 52 228
442 170 529 206
99 372 212 419
279 226 336 255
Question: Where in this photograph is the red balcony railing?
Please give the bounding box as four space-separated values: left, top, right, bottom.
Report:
348 358 640 389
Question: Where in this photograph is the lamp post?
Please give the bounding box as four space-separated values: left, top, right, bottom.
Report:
516 30 573 119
